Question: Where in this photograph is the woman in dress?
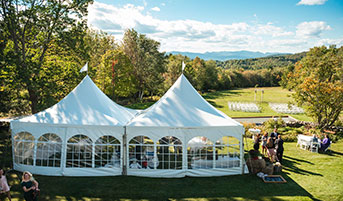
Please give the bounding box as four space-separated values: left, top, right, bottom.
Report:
0 168 12 201
266 137 277 163
21 171 39 201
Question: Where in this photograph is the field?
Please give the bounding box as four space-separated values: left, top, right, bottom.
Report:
203 87 311 121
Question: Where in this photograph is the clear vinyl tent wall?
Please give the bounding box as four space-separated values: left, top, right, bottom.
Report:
11 129 246 177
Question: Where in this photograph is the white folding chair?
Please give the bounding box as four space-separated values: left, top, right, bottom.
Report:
310 142 319 153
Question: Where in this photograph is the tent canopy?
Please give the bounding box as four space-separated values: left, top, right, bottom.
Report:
128 74 242 128
13 75 138 126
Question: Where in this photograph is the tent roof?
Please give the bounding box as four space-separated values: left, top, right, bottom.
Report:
127 74 242 128
14 75 138 126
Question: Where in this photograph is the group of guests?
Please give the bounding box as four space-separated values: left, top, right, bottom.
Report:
253 128 284 163
311 134 331 152
0 168 39 201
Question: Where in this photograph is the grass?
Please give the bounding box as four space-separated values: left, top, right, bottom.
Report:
202 87 312 121
2 126 343 201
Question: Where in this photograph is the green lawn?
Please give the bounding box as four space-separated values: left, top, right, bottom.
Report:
2 133 343 201
203 87 312 121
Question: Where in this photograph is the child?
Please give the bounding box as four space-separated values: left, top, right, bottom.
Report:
0 168 12 201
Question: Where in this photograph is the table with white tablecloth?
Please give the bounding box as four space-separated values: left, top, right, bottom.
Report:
297 134 320 152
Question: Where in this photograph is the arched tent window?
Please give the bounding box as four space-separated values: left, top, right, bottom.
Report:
95 136 121 168
214 136 240 168
36 133 62 167
66 135 93 168
187 137 214 169
128 136 155 169
13 132 35 165
156 136 182 169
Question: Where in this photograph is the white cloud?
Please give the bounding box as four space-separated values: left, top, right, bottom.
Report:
296 21 331 38
315 38 343 47
254 23 293 37
87 2 341 53
151 7 160 12
297 0 327 5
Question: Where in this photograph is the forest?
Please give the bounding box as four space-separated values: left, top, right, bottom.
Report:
216 52 306 70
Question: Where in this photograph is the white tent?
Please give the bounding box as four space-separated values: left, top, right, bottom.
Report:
10 74 248 178
125 74 248 177
10 75 138 176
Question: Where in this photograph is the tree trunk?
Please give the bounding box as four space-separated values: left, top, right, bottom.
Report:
28 87 38 114
139 89 144 102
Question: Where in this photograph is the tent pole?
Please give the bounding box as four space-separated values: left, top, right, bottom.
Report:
240 134 244 174
61 127 68 176
122 126 127 176
10 127 15 170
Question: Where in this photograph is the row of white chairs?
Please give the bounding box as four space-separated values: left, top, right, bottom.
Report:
228 102 260 113
269 103 304 114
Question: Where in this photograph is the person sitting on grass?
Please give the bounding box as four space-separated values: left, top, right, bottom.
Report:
320 134 331 152
0 168 12 201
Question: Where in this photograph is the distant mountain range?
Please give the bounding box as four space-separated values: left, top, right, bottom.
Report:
168 50 290 61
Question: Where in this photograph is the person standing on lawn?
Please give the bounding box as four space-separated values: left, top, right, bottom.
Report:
261 132 268 156
253 133 261 151
275 135 284 163
266 137 277 163
270 128 279 146
0 168 12 201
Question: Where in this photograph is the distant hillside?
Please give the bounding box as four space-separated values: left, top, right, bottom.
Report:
217 52 307 70
169 50 288 61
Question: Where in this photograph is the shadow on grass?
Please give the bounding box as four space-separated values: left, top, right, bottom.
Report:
283 155 314 165
282 156 322 176
321 150 343 157
206 100 223 108
3 173 316 201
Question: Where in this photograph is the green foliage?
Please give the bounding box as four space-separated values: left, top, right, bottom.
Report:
121 29 166 100
216 52 306 70
0 0 93 114
263 117 286 132
95 49 137 99
164 54 184 88
282 46 343 129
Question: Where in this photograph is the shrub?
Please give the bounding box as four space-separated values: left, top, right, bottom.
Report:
263 117 285 132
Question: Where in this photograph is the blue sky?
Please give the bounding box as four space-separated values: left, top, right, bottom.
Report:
88 0 343 53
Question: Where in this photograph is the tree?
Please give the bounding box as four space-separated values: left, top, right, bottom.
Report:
282 46 343 129
121 29 166 101
84 29 117 78
164 54 187 90
0 0 93 114
96 49 137 100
